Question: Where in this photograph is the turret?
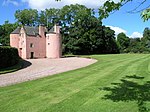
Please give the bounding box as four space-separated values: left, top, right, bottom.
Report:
46 24 62 58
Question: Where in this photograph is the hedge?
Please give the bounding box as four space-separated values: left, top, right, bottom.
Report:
0 46 19 69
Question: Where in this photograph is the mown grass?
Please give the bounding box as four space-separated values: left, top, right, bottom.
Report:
0 54 150 112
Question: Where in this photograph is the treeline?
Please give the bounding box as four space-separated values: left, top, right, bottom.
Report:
0 21 18 46
0 4 149 54
0 4 119 54
117 27 150 53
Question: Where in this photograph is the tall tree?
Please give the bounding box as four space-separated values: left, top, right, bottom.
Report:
15 9 38 26
117 32 130 53
0 21 18 46
141 27 150 49
61 4 119 54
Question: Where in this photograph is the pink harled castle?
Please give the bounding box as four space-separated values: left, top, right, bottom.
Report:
10 25 62 59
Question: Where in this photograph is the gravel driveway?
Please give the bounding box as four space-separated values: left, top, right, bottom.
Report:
0 57 97 87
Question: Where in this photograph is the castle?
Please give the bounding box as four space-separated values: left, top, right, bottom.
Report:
10 25 62 59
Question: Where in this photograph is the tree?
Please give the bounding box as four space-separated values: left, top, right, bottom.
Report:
0 21 18 46
60 4 96 54
141 27 150 50
127 38 144 53
56 0 150 20
15 9 38 26
12 4 119 54
99 0 150 21
103 26 119 54
117 33 130 53
60 4 119 54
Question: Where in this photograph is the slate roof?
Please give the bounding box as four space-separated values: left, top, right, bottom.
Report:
11 27 21 34
24 26 39 36
11 26 56 36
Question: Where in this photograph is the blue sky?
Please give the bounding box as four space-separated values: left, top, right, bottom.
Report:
0 0 150 38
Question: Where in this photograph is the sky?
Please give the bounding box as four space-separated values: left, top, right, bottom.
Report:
0 0 150 38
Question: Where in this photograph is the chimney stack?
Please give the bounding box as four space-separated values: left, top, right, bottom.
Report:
54 24 60 34
39 25 45 37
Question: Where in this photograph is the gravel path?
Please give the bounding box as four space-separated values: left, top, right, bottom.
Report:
0 57 97 87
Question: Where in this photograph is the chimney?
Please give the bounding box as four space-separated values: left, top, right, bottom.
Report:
54 24 60 34
39 25 45 37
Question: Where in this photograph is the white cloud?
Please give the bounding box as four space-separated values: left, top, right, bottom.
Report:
22 0 120 10
2 0 19 6
107 25 127 35
130 32 142 38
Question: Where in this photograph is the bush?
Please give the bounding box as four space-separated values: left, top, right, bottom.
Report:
0 46 19 69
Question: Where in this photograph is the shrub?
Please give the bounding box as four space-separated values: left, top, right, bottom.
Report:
0 46 19 69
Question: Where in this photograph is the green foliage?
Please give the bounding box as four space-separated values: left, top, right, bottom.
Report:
117 33 130 53
126 38 143 53
0 46 19 69
102 27 120 54
0 4 119 55
15 9 38 26
99 0 121 20
141 8 150 21
99 0 150 21
60 4 119 54
0 21 18 46
118 27 150 53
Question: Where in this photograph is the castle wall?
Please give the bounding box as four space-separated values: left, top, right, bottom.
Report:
10 34 20 56
26 35 46 59
46 33 62 58
10 25 62 59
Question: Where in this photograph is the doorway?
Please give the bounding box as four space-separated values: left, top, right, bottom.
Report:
30 52 34 59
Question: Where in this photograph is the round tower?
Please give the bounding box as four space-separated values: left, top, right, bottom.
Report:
46 25 62 58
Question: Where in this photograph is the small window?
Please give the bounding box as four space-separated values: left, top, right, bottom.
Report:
30 43 34 48
48 43 50 45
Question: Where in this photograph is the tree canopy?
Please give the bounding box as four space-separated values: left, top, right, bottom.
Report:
0 21 18 46
1 4 120 54
1 3 150 54
99 0 150 21
15 9 38 26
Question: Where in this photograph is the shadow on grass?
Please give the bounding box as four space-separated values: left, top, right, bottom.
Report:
0 59 32 74
21 59 32 69
100 75 150 112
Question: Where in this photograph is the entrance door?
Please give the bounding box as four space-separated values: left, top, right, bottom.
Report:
30 52 34 59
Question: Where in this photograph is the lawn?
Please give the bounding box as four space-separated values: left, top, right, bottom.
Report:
0 54 150 112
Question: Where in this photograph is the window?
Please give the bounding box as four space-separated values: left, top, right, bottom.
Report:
30 43 34 48
22 41 24 45
48 43 50 45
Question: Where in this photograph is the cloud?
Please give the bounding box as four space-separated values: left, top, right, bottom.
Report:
107 25 127 35
130 32 142 38
21 0 120 10
2 0 19 6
